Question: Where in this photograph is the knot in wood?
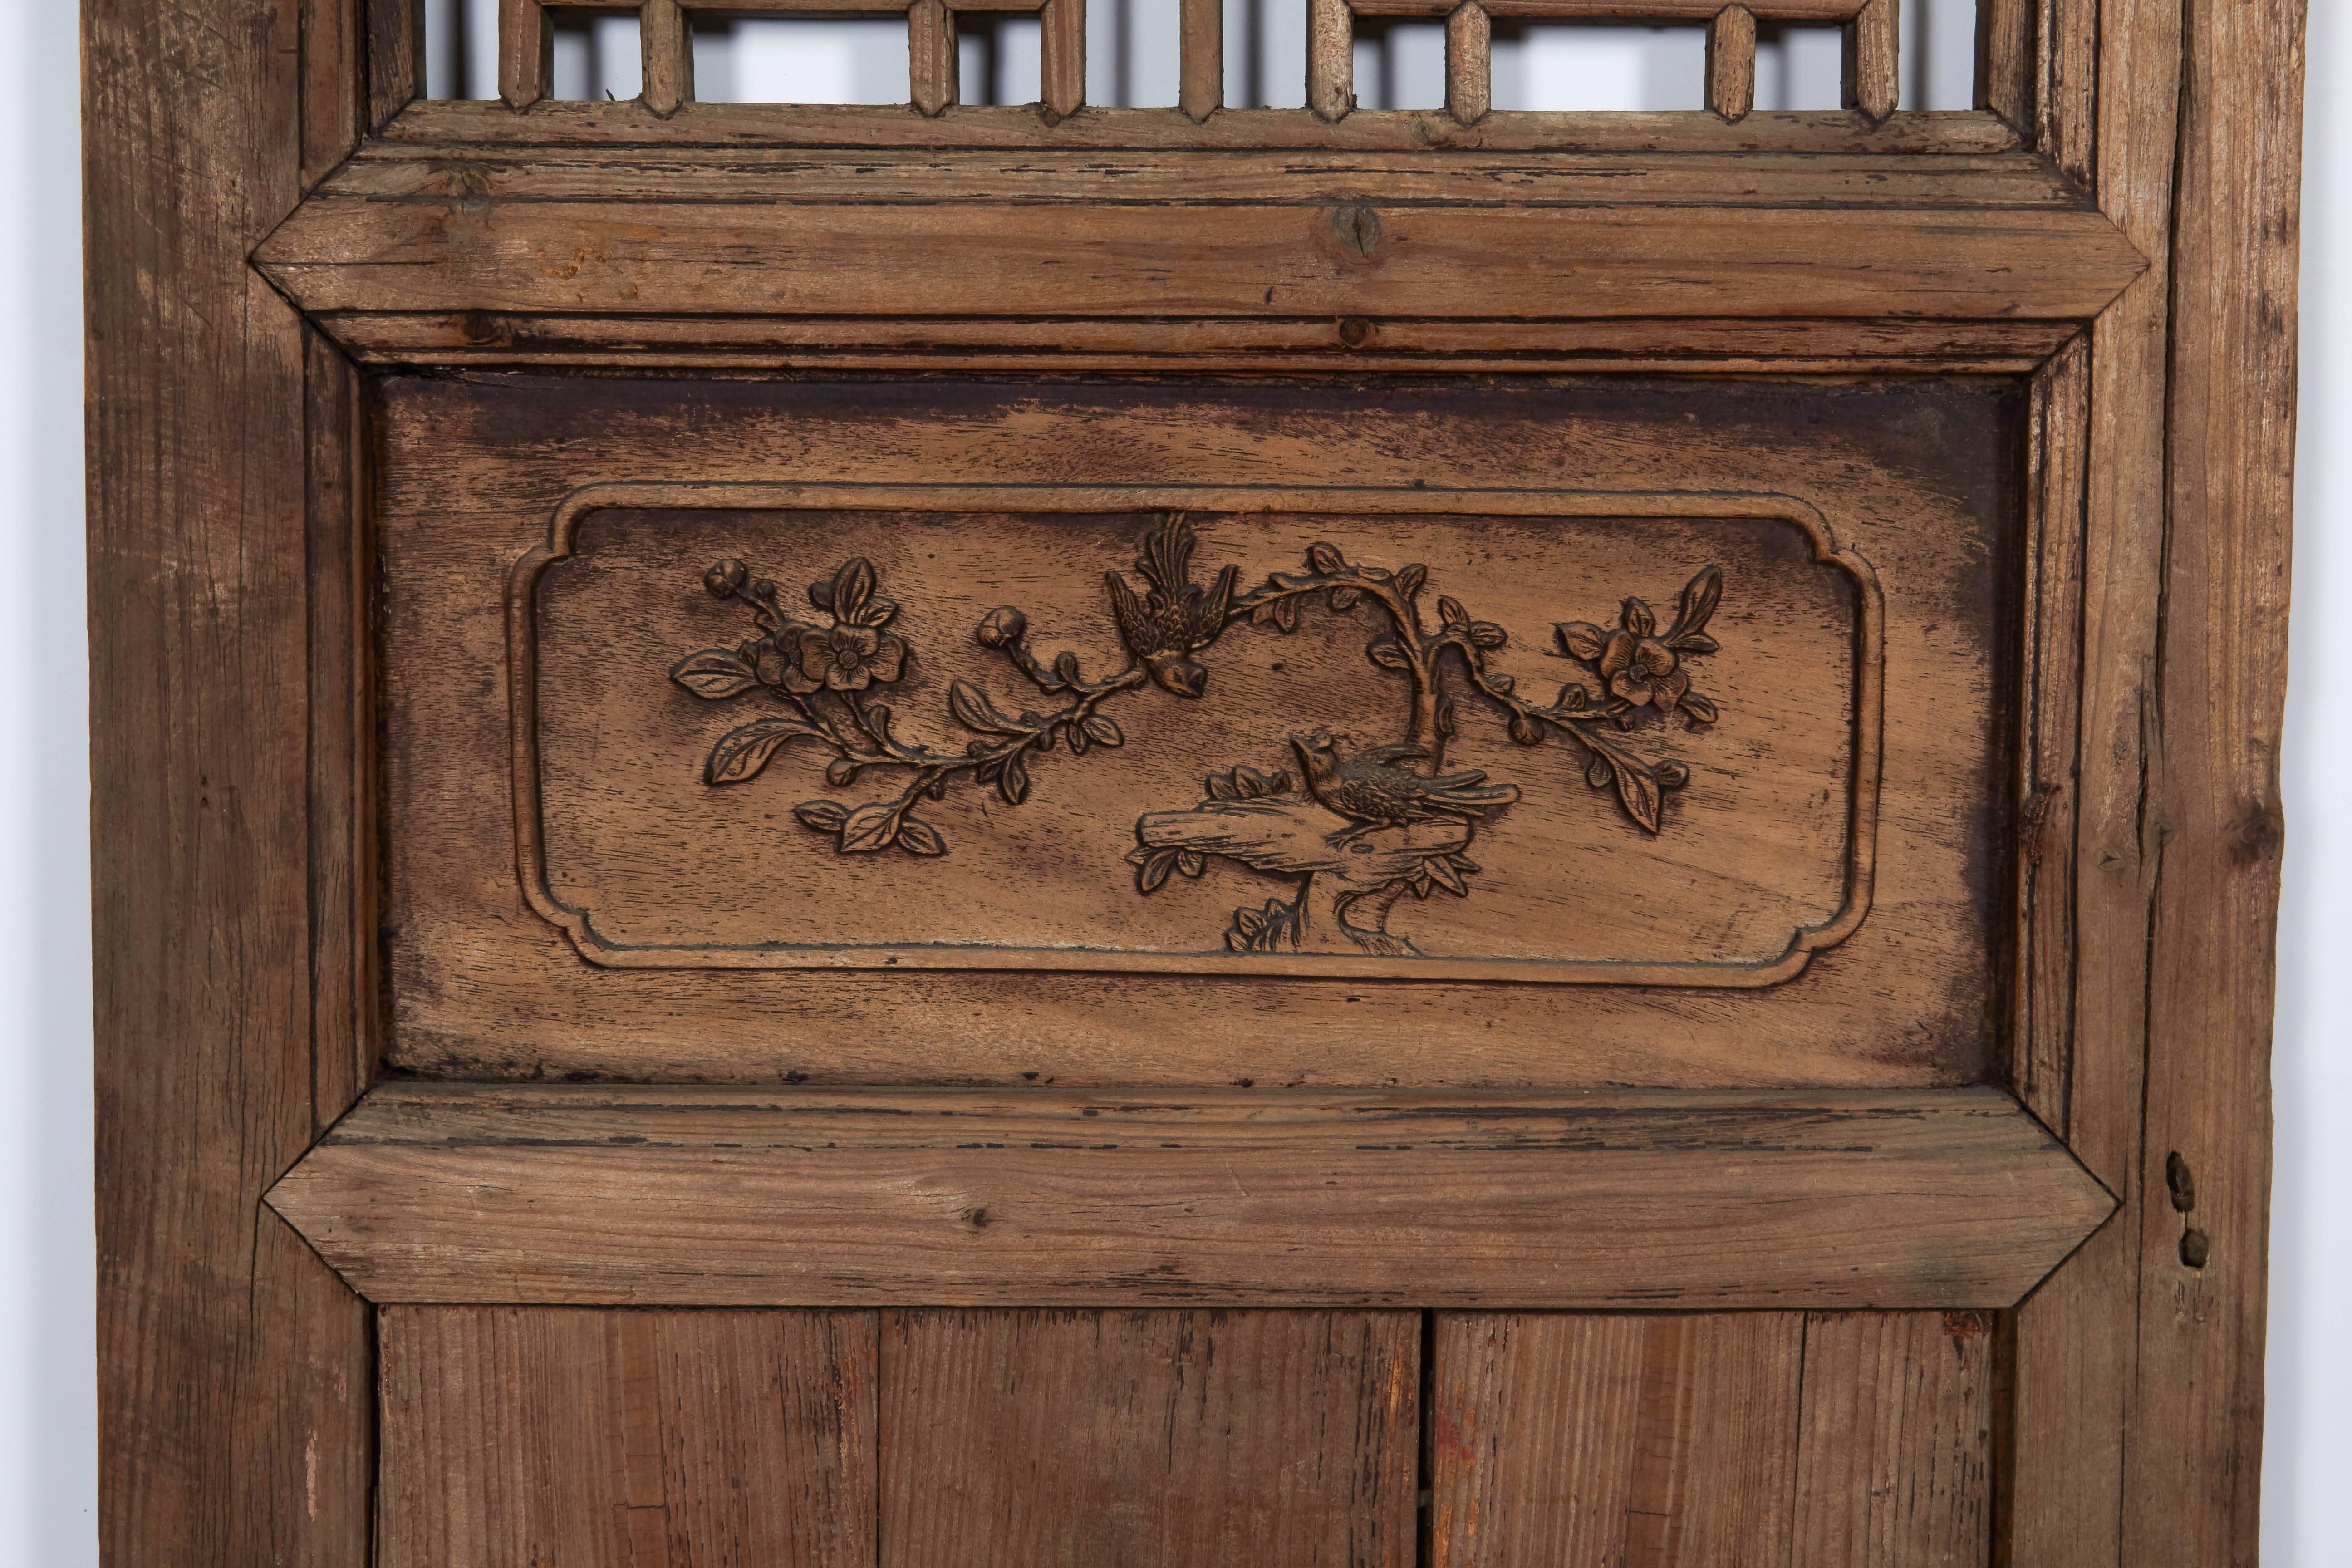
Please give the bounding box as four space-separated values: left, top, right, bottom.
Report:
1330 205 1385 260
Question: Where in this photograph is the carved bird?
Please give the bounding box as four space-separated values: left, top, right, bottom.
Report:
1290 730 1520 844
1106 515 1238 698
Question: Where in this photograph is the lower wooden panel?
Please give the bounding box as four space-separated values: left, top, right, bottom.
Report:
879 1309 1420 1567
1429 1311 1993 1567
377 1307 877 1568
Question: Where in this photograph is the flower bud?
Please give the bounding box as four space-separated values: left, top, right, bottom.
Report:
1508 715 1542 746
704 558 749 597
976 605 1028 648
826 757 859 786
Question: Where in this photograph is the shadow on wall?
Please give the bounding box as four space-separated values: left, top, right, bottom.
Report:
421 0 1980 110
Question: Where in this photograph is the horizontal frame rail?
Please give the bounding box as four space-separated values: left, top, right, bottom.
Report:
267 1083 2116 1309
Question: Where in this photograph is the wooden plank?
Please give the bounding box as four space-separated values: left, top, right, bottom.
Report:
1979 0 2033 130
301 0 364 186
500 0 548 109
2119 0 2303 1561
1308 0 1353 120
1180 0 1221 120
87 0 373 1563
879 1310 1418 1566
368 0 423 129
304 309 2078 372
909 0 954 115
378 1307 878 1568
2004 0 2185 1558
1445 3 1491 125
2010 333 2090 1131
1428 1312 1804 1565
256 194 2147 338
1707 5 1756 122
1845 0 1897 122
1791 1311 1994 1565
1039 0 1085 119
266 1084 2113 1308
378 95 2031 151
640 0 692 116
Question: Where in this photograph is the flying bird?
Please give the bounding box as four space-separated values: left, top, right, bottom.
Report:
1290 730 1520 845
1106 515 1238 698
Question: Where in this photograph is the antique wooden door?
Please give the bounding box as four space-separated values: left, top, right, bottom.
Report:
90 0 2303 1563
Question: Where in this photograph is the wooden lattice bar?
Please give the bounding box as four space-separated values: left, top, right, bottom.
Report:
495 0 1903 122
1708 4 1756 122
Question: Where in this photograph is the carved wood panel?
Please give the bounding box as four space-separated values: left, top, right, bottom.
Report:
378 374 2021 1090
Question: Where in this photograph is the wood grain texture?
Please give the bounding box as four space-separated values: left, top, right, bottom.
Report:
373 375 2020 1091
909 0 954 114
640 0 692 116
1309 0 1354 119
1446 3 1491 125
367 0 423 130
87 0 373 1563
1791 1311 1994 1565
256 159 2146 347
880 1310 1418 1566
1180 0 1222 120
500 0 547 109
1428 1312 1804 1565
379 1307 877 1568
265 1084 2113 1309
2121 0 2303 1561
1846 0 1897 122
1039 0 1085 118
2004 0 2185 1558
1706 5 1756 122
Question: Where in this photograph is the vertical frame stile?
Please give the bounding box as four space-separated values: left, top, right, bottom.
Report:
1039 0 1086 120
1978 0 2034 130
500 0 551 108
641 0 693 115
1845 0 1897 122
1707 4 1756 122
1179 0 1222 120
909 0 957 114
1445 4 1491 125
1307 0 1353 121
366 0 425 129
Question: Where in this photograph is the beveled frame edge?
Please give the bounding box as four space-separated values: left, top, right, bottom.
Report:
506 480 1882 986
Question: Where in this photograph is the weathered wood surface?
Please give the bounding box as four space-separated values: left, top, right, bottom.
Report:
2121 0 2302 1560
880 1310 1418 1565
376 375 2022 1091
88 0 374 1565
378 1306 878 1568
1430 1309 1992 1566
376 96 2030 152
258 164 2145 364
1428 1312 1806 1564
266 1084 2112 1308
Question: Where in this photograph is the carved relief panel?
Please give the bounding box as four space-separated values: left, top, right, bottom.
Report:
383 376 2018 1089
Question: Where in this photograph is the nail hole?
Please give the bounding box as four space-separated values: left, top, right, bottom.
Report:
2180 1227 2210 1269
2165 1150 2197 1213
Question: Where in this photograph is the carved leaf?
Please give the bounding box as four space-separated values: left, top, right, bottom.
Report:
1554 622 1608 662
670 649 760 700
836 801 899 853
1053 650 1082 687
1613 761 1664 833
1586 754 1613 790
896 816 948 856
706 718 825 784
1669 565 1722 645
1232 765 1277 798
1176 850 1206 878
998 754 1031 806
1395 563 1427 599
1466 621 1508 649
1681 693 1719 725
1272 595 1301 633
1065 723 1089 755
1425 855 1469 896
794 799 850 832
1134 846 1179 894
1437 595 1468 627
948 679 1021 736
830 558 878 623
1486 672 1516 695
1083 714 1124 747
1205 771 1238 800
1329 585 1362 612
1308 541 1345 573
1368 639 1411 670
860 595 899 628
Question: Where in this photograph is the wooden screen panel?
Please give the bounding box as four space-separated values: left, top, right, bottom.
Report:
879 1309 1420 1566
1429 1311 1994 1567
378 1307 877 1568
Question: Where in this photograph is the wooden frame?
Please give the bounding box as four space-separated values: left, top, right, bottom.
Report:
89 0 2301 1563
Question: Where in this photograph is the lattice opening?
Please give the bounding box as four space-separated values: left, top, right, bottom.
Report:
419 0 1981 122
690 13 911 103
548 8 643 99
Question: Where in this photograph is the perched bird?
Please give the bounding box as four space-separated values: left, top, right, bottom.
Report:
1289 730 1520 845
1106 515 1238 698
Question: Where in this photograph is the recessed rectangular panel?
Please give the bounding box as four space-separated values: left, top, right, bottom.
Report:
378 376 2018 1088
516 489 1873 983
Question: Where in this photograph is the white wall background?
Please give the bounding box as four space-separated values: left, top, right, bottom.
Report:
2 1 2343 1560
